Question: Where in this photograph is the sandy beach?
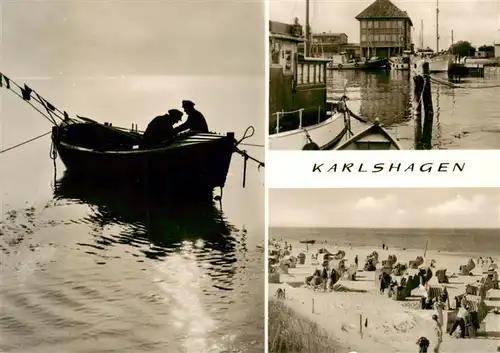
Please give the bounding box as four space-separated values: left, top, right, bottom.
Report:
269 240 500 353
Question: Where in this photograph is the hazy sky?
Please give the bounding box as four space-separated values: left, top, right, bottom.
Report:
269 0 500 49
270 188 500 228
0 0 264 77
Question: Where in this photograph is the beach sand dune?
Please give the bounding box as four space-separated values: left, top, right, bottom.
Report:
269 242 500 353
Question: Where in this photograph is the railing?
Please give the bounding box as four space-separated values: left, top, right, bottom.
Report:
270 106 326 134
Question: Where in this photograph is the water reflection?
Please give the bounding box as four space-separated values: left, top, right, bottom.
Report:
0 175 260 353
52 172 241 264
327 68 500 149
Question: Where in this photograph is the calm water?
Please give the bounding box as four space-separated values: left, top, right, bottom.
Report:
271 227 500 256
328 68 500 149
0 76 265 353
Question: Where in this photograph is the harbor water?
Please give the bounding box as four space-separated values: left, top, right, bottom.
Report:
328 68 500 149
0 76 265 353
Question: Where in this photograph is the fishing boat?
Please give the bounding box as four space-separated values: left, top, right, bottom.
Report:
335 120 401 150
300 240 316 244
51 120 236 190
327 53 388 71
411 0 452 73
0 72 240 192
389 51 412 70
268 2 349 150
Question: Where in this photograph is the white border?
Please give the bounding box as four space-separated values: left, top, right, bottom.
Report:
267 150 500 188
263 1 269 351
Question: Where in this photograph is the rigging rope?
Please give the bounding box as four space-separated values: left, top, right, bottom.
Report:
235 125 265 168
429 74 500 89
0 131 52 155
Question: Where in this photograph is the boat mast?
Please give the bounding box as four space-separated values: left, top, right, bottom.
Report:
436 0 440 52
421 20 424 49
451 29 454 55
305 0 310 57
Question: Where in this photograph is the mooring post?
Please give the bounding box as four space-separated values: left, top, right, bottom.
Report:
412 61 425 150
421 62 434 150
312 298 315 314
359 314 363 338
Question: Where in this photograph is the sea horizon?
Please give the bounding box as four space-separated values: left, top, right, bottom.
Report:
270 227 500 255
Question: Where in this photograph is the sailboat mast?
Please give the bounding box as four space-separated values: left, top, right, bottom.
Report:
436 0 440 52
421 20 424 49
305 0 310 57
451 29 454 54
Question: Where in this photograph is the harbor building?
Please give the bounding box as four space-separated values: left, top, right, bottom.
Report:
355 0 413 59
299 33 362 59
309 32 348 56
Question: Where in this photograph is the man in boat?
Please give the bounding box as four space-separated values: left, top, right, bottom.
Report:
173 100 209 134
141 109 184 149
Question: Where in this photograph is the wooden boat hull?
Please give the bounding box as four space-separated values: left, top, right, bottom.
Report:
389 57 410 70
51 122 235 191
300 240 316 244
412 54 452 73
269 111 347 150
335 122 401 150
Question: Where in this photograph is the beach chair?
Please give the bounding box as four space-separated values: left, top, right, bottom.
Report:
463 294 488 324
436 269 449 284
427 285 446 301
269 268 281 284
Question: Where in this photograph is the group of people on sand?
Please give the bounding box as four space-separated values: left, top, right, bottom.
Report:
417 314 443 353
140 100 209 149
418 297 479 353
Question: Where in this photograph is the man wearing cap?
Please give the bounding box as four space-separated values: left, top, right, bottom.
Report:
174 100 209 134
141 109 184 149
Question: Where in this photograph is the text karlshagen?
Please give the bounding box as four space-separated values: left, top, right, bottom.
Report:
311 162 466 173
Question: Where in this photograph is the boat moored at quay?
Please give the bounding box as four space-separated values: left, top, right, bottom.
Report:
269 20 348 150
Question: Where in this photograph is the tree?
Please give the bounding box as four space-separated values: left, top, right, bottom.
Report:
449 41 475 57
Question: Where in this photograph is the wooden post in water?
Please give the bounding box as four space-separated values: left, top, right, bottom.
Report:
359 314 363 338
312 298 315 314
421 62 434 150
412 62 425 150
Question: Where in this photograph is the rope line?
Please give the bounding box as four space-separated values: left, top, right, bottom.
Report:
235 147 264 168
429 74 500 89
0 131 52 155
239 142 264 147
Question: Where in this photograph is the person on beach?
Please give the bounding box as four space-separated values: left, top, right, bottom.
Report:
434 296 445 326
354 255 358 267
321 260 330 291
449 304 469 338
379 272 390 294
416 336 430 353
432 314 443 352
